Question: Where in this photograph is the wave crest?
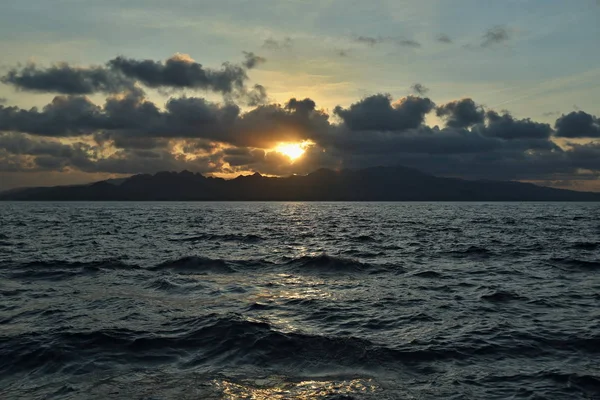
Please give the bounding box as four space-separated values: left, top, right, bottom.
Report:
285 254 373 274
169 233 264 243
151 256 236 274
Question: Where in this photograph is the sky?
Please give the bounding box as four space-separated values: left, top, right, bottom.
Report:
0 0 599 191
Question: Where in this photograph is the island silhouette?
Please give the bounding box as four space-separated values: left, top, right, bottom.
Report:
2 166 600 201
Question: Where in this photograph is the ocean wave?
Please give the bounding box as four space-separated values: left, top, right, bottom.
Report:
0 314 448 376
147 277 182 291
0 315 382 374
168 233 264 243
571 241 600 250
411 270 442 278
2 312 599 391
480 290 527 302
446 246 493 258
284 254 375 274
145 277 206 293
4 260 137 280
351 235 378 243
340 249 386 258
150 256 236 274
549 257 600 270
3 255 390 280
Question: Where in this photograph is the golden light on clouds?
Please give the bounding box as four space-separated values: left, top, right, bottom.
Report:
273 140 314 162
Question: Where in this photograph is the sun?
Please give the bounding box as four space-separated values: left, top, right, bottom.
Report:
274 141 313 161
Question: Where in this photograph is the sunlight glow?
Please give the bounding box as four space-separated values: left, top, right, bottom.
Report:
274 140 314 161
216 378 378 399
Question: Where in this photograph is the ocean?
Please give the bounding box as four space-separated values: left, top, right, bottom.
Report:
0 202 599 399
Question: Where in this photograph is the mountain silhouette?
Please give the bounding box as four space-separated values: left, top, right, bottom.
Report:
2 166 599 201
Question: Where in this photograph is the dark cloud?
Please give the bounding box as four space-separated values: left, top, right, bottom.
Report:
0 92 324 149
410 83 429 95
93 131 168 150
354 36 420 48
286 98 316 114
482 110 553 140
334 94 434 132
1 63 134 95
262 37 293 50
221 147 265 167
161 98 237 144
318 124 572 182
241 52 266 69
180 139 220 154
245 84 269 107
354 36 383 46
0 132 99 172
0 98 7 105
1 53 265 99
396 39 421 48
554 111 600 138
436 98 485 128
437 34 452 44
86 149 221 175
0 132 81 157
0 95 104 136
335 49 349 57
481 26 510 47
233 99 329 148
107 54 247 94
542 111 560 117
1 92 599 185
0 93 240 142
1 138 221 175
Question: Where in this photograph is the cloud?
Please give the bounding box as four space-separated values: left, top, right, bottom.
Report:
233 98 329 148
241 52 266 69
410 83 429 95
396 39 421 48
436 98 485 128
0 95 104 136
436 34 452 44
334 94 434 132
0 90 332 150
481 26 511 47
482 110 553 140
542 111 560 117
1 63 134 95
0 98 7 105
0 132 99 172
353 36 420 48
286 97 316 114
0 91 599 185
354 36 383 46
245 84 269 106
262 37 293 50
554 111 600 138
107 54 247 93
0 132 82 158
1 53 266 100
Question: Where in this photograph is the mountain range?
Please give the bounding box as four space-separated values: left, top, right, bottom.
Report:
2 166 599 201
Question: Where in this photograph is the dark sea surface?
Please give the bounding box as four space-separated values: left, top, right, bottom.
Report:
0 202 599 399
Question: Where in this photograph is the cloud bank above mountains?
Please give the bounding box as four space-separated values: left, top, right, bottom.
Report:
0 53 599 191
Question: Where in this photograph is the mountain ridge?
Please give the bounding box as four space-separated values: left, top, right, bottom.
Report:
2 166 599 201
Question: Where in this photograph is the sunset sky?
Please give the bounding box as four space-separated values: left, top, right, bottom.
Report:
1 0 599 191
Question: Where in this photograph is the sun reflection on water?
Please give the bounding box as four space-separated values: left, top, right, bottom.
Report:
215 378 378 399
